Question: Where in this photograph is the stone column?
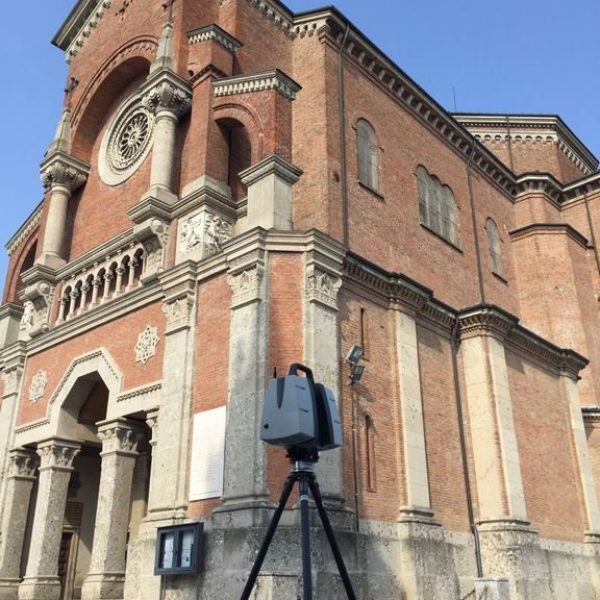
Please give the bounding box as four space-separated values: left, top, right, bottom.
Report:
141 71 192 197
240 155 302 231
39 153 89 269
0 449 37 600
81 419 142 600
18 438 80 600
216 255 271 523
303 256 344 502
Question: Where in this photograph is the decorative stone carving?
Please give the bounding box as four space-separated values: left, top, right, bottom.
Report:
180 210 232 258
97 421 141 454
99 95 155 186
162 297 193 332
40 152 89 191
21 279 55 337
228 267 264 308
9 448 37 479
19 301 35 333
142 77 192 118
37 442 80 469
134 325 160 364
2 368 22 396
133 218 169 281
187 24 242 51
29 370 48 404
305 269 342 309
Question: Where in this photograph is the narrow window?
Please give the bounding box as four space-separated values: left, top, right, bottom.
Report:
416 166 459 246
486 218 503 276
356 119 379 193
359 308 369 359
365 414 376 492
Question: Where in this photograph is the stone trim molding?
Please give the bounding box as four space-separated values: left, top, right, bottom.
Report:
458 305 518 340
239 154 303 187
6 203 43 256
305 268 342 310
187 24 242 51
133 218 170 282
582 406 600 425
116 381 162 403
213 69 301 101
1 367 23 398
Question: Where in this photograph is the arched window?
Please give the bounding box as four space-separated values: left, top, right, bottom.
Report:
486 218 503 276
416 166 459 245
356 119 379 192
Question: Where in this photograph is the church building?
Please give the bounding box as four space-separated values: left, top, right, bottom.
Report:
2 0 600 599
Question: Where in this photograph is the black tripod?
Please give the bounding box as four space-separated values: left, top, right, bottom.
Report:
240 449 357 600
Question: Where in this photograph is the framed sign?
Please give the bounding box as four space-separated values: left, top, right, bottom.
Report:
155 523 204 575
189 405 227 501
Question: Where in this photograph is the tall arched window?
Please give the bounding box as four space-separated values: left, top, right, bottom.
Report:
416 166 459 245
356 119 379 193
486 218 503 276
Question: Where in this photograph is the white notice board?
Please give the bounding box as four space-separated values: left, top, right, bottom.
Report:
189 405 227 501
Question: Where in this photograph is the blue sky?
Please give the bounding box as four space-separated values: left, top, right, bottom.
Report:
1 0 599 291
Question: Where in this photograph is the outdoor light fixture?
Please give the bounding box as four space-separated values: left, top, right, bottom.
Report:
346 344 365 386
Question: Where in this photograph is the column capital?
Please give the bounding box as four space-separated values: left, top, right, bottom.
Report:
36 438 81 470
8 447 37 479
96 418 144 456
141 70 192 119
40 150 90 192
305 267 342 310
458 304 518 341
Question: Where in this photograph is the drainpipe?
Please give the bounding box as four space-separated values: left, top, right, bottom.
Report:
466 142 486 304
338 24 351 248
583 188 600 277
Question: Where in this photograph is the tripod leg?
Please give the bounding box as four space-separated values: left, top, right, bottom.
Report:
240 473 297 600
299 473 313 600
308 477 357 600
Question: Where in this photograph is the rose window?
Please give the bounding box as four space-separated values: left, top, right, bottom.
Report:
99 97 155 186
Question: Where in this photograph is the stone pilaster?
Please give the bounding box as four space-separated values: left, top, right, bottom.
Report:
0 449 37 600
39 151 89 269
81 419 143 600
303 248 344 502
18 439 80 600
0 349 26 532
239 155 302 231
459 306 534 598
216 253 270 522
147 268 196 518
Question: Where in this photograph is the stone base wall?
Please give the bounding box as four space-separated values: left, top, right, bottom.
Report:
123 513 600 600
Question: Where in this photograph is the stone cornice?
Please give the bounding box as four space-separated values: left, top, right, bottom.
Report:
563 172 600 202
221 0 295 38
453 114 598 176
5 203 43 256
54 0 112 62
239 154 303 186
213 69 301 101
295 10 516 197
458 304 518 340
582 406 600 424
514 173 564 203
509 223 590 250
187 24 242 51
